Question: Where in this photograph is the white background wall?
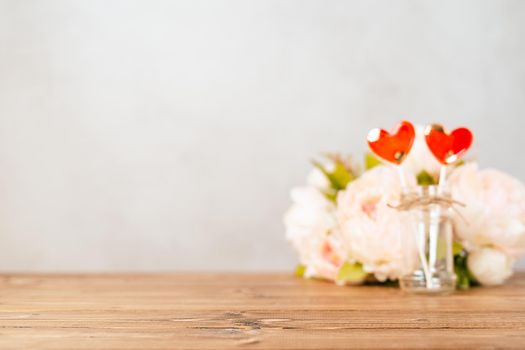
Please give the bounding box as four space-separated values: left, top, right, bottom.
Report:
1 0 524 271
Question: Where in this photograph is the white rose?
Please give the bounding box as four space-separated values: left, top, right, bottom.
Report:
336 165 414 281
467 248 514 286
449 163 525 258
307 167 331 191
285 186 335 243
284 172 344 281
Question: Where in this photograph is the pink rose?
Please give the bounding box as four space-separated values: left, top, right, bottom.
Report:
336 166 413 281
449 163 525 258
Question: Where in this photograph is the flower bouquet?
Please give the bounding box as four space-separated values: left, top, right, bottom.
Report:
285 121 525 290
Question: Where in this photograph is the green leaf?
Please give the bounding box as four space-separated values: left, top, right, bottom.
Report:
321 189 338 203
437 241 465 266
454 253 476 290
453 241 464 256
294 264 306 278
453 244 479 290
331 161 353 189
365 153 382 170
416 170 437 186
337 262 367 284
312 160 353 192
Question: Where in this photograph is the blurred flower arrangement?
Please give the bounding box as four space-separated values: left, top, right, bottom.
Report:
285 125 525 288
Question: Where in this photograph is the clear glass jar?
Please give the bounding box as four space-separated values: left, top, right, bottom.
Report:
399 185 456 294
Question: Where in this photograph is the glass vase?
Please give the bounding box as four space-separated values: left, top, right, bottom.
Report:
399 185 456 294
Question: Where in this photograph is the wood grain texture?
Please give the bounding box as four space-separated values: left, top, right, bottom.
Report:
0 273 524 349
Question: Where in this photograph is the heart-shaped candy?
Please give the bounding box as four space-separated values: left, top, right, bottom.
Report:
424 124 473 165
367 120 416 165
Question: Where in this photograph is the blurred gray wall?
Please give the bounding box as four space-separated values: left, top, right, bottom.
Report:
1 0 524 271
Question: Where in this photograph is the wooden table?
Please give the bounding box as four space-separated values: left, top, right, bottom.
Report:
0 273 524 349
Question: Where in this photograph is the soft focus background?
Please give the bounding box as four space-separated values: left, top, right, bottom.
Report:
1 0 524 271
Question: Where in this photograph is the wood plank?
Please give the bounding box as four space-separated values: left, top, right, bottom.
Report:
0 273 524 349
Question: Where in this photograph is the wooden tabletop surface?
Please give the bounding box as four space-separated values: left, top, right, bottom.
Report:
0 273 524 349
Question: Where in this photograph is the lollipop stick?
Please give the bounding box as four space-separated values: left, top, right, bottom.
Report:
438 165 447 191
423 164 448 289
397 166 408 192
417 231 433 288
398 164 431 286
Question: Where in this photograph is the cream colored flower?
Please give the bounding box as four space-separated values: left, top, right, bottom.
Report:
336 165 413 281
467 248 514 285
284 176 343 281
307 166 330 191
448 163 525 258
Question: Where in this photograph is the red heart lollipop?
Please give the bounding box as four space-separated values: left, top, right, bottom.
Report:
367 120 416 165
424 124 473 165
